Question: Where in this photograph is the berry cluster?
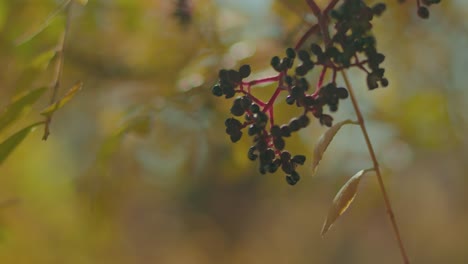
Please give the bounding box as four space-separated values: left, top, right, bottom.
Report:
209 0 428 185
328 0 389 89
213 59 310 185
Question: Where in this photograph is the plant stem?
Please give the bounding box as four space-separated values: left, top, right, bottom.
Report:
43 1 73 140
341 70 410 264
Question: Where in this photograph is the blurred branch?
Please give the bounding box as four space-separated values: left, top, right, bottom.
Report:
341 70 410 264
43 1 73 140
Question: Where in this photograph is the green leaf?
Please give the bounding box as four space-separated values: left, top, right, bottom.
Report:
321 169 374 237
312 119 358 176
0 87 47 134
31 49 57 71
15 0 71 45
0 122 44 165
40 81 83 117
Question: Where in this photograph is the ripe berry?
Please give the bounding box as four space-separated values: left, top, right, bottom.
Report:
292 155 306 165
298 115 310 128
336 87 349 99
270 125 282 137
286 47 296 59
249 103 260 113
239 64 251 78
212 84 223 96
286 175 297 185
280 125 291 137
372 3 386 16
273 137 285 150
417 6 429 19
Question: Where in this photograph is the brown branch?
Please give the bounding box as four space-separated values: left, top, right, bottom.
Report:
341 70 410 264
43 1 73 140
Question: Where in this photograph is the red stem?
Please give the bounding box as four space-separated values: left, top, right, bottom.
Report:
324 0 341 14
305 0 321 16
295 24 319 50
243 75 280 86
263 87 283 113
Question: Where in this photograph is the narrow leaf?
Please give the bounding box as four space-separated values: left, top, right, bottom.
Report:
321 168 374 237
15 0 72 45
0 88 47 133
312 119 358 175
0 122 44 165
40 81 83 116
31 49 57 70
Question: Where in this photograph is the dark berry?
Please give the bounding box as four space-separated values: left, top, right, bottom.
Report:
270 125 282 137
336 87 349 99
366 73 379 90
248 146 258 161
280 125 291 137
290 171 301 182
249 103 260 113
286 175 297 186
240 96 252 110
211 84 223 97
372 3 386 16
282 161 294 174
230 131 242 142
286 47 296 59
329 104 338 112
298 50 310 61
289 118 301 132
280 151 291 161
380 78 389 87
310 43 322 55
239 64 251 79
320 114 333 127
248 124 259 136
225 118 241 128
286 95 296 105
418 6 429 19
230 99 245 116
298 115 310 128
295 65 308 76
273 137 285 150
292 155 306 165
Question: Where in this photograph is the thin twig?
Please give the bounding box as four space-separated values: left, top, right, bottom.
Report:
341 70 410 264
43 1 73 140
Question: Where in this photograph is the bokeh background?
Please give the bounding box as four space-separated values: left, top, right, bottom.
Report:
0 0 467 263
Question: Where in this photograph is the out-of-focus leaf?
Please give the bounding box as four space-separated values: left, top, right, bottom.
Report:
40 81 83 117
15 0 71 45
31 49 57 70
75 0 88 6
0 122 44 165
321 168 373 237
312 119 358 176
98 115 151 163
0 88 47 134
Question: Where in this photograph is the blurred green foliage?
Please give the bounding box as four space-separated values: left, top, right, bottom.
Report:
0 0 467 263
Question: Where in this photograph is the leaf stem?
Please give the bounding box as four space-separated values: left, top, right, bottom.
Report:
341 70 410 264
43 1 73 140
